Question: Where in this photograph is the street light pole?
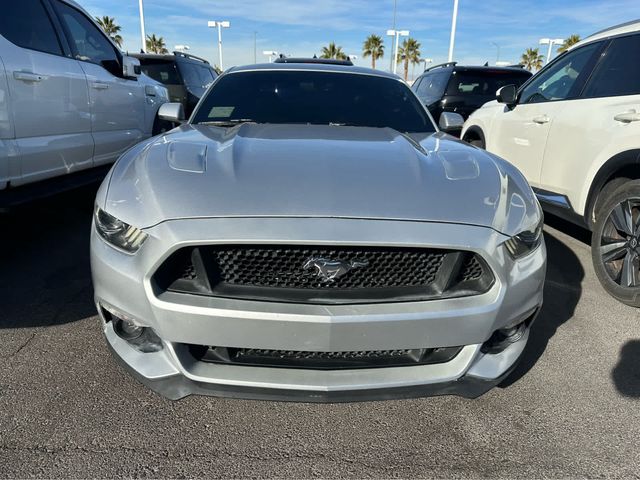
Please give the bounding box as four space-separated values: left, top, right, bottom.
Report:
539 37 564 64
263 51 278 63
389 0 397 72
447 0 459 62
138 0 146 53
387 29 409 75
492 42 500 64
208 21 230 71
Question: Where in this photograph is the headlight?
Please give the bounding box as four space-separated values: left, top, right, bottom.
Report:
504 217 544 259
94 207 147 253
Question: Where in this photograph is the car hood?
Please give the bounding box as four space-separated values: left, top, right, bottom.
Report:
104 123 538 236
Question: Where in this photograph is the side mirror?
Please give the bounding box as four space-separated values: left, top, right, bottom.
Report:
439 112 465 132
158 102 185 123
122 55 141 79
496 84 517 106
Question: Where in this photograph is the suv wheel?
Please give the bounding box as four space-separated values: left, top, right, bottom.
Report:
591 180 640 307
462 131 485 149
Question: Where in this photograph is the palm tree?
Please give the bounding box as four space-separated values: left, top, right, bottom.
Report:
397 38 421 81
362 34 384 69
95 16 122 47
146 34 168 54
320 42 347 60
558 34 581 53
521 47 544 71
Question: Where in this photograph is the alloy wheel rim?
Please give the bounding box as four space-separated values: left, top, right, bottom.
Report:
600 198 640 287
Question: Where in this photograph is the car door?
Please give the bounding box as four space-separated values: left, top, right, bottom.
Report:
540 33 640 215
52 0 146 167
488 41 603 186
0 0 92 187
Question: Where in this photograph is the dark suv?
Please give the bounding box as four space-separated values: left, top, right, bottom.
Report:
412 62 532 134
133 51 218 117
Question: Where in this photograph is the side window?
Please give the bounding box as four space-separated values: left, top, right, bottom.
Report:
519 42 602 104
198 66 216 85
582 34 640 98
411 77 422 92
416 71 449 103
179 63 201 86
0 0 63 56
54 1 120 73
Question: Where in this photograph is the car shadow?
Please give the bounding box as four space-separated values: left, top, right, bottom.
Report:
500 228 585 388
612 340 640 398
0 185 99 329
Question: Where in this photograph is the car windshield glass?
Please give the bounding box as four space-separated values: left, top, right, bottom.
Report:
446 70 531 96
140 60 181 85
192 70 435 133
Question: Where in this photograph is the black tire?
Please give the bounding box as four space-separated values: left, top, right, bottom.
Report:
591 179 640 307
462 130 485 149
590 177 629 227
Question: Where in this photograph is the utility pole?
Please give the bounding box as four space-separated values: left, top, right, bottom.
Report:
138 0 146 53
447 0 459 62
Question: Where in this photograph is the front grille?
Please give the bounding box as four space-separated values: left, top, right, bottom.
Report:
188 345 463 370
154 244 494 304
212 246 445 289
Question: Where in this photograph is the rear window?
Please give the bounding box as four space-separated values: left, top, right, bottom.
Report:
139 60 181 85
446 70 531 96
179 63 217 87
193 70 435 133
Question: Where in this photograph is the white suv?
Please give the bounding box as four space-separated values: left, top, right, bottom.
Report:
0 0 168 204
462 20 640 307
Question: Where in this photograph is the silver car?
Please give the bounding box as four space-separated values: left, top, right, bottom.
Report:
91 61 546 402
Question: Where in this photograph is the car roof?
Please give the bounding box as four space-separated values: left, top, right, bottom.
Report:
573 19 640 49
417 63 530 78
226 62 402 80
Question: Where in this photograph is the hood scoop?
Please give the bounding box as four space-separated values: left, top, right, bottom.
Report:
167 141 207 173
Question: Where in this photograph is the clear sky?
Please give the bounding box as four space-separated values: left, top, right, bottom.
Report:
83 0 640 79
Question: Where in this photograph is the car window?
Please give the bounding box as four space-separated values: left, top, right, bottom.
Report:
193 71 435 133
519 42 601 104
198 66 217 85
179 63 204 86
446 70 531 96
0 0 63 56
415 71 449 104
54 1 120 70
582 34 640 98
140 60 181 85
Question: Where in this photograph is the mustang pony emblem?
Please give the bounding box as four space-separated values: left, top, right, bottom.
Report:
303 257 369 283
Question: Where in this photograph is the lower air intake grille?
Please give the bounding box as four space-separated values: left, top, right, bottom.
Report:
189 345 464 370
154 244 494 304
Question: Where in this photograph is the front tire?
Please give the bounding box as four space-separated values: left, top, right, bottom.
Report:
591 180 640 307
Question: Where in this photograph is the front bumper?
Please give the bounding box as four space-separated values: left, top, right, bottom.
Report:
91 217 546 401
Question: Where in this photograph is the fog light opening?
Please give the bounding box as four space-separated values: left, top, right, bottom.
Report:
481 307 539 355
100 304 163 353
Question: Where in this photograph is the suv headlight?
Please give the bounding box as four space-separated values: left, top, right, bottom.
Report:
94 207 147 253
504 216 544 259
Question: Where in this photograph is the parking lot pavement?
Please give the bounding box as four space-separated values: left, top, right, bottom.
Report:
0 186 639 479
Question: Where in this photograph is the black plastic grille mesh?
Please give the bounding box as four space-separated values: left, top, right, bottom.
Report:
236 348 414 360
459 255 484 282
211 246 446 289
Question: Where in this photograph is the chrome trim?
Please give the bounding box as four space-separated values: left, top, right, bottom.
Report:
533 188 573 210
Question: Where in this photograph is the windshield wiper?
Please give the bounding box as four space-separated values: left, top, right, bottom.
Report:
199 119 257 127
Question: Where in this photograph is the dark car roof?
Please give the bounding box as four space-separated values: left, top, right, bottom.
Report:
420 62 530 76
131 51 211 65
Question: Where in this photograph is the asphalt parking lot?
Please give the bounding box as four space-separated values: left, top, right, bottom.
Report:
0 186 639 478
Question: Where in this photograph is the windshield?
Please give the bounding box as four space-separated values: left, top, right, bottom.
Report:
139 60 181 85
446 70 531 97
192 70 435 133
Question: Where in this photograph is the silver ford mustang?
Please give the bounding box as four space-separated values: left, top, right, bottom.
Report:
90 61 546 402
